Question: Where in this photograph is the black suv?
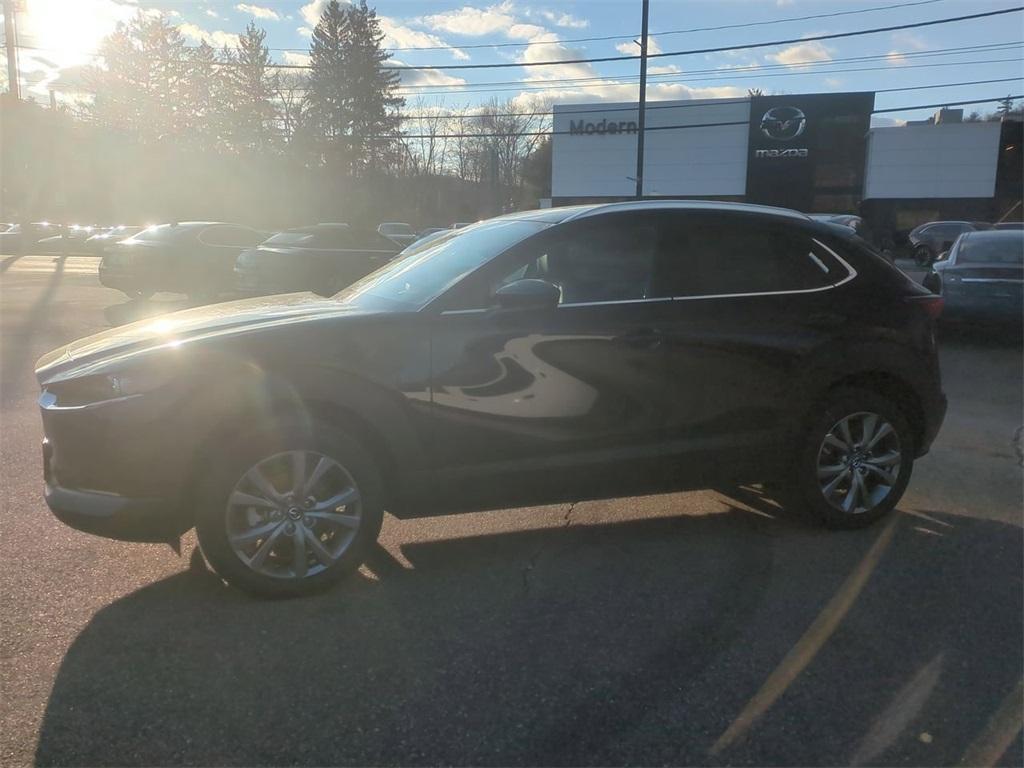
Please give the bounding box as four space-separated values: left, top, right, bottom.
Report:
37 202 946 597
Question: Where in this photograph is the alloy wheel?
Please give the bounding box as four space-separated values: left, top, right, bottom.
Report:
225 450 362 579
816 411 902 515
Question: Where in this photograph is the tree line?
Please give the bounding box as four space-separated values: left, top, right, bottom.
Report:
81 0 549 194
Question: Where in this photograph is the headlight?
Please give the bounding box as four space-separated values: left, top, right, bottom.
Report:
47 369 169 406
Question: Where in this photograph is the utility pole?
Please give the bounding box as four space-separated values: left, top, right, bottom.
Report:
634 0 649 200
2 0 20 99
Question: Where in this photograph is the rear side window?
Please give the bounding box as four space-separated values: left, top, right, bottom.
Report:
200 226 263 247
957 235 1024 265
656 215 838 297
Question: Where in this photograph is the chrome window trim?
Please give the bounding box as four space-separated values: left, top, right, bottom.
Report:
438 237 856 314
960 277 1023 284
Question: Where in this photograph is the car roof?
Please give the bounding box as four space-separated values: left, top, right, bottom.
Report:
499 200 813 226
959 229 1023 242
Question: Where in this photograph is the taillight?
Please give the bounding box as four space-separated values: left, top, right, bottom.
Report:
907 294 945 320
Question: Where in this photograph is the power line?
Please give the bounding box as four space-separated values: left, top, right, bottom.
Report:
385 94 1021 139
382 6 1024 70
11 6 1022 72
394 79 1023 121
389 40 1023 93
393 57 1024 97
280 0 951 52
9 0 954 56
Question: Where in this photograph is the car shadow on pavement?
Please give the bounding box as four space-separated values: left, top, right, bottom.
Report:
34 502 1022 767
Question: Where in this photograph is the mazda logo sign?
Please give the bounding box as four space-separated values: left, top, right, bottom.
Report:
760 106 807 141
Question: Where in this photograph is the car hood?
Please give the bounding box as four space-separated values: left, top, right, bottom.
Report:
36 293 376 384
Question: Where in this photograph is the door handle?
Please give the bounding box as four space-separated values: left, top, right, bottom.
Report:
617 328 664 349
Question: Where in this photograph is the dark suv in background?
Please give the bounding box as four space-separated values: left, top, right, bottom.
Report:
909 220 992 265
234 223 400 296
37 201 946 597
99 222 266 300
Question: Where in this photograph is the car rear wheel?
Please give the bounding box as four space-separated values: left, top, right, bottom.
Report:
789 389 914 528
194 425 383 597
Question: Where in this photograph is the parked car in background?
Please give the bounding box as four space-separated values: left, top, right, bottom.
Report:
99 222 266 300
235 224 400 296
926 230 1023 320
909 220 993 265
377 222 418 248
994 221 1023 231
85 225 143 255
0 223 22 252
36 224 105 253
38 201 946 597
808 213 864 235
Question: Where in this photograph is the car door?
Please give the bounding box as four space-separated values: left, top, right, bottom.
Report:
426 211 681 479
653 212 853 471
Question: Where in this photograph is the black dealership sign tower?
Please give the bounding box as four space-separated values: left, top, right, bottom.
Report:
745 92 875 213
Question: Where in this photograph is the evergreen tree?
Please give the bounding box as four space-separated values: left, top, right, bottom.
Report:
304 0 351 164
182 41 224 152
996 96 1015 117
90 13 191 141
345 0 404 175
227 22 279 152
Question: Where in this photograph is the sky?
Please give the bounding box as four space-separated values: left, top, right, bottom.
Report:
4 0 1023 125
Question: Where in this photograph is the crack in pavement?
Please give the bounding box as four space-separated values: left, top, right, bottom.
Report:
521 501 578 595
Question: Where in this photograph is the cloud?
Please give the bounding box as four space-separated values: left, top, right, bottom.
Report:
235 3 280 21
540 10 588 29
777 0 795 5
300 0 335 28
180 22 241 48
764 40 833 67
510 30 743 109
871 115 906 128
891 31 927 51
824 77 842 88
391 59 467 88
282 51 311 66
379 16 469 60
615 34 661 56
885 51 907 66
648 64 681 75
204 8 221 19
419 1 517 36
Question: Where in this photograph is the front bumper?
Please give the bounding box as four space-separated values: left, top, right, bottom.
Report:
38 387 195 542
44 445 182 542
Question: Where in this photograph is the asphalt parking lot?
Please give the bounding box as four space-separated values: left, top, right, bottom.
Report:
1 253 1021 766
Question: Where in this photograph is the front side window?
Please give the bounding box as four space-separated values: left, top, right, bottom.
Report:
495 213 660 305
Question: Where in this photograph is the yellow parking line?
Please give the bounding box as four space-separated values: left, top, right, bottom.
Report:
959 679 1023 767
710 513 901 755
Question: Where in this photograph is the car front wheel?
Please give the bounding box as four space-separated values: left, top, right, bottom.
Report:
790 389 914 528
195 425 383 597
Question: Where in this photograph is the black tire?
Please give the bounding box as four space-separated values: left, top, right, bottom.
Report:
194 423 384 598
913 245 932 266
787 388 915 529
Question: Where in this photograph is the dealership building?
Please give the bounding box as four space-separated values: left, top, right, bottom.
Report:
551 92 1023 232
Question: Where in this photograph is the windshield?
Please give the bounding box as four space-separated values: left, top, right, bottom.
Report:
958 235 1024 264
336 219 549 310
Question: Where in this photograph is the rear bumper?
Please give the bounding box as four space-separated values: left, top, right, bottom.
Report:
98 266 140 291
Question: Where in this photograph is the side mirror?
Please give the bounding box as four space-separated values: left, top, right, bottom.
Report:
494 278 560 310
